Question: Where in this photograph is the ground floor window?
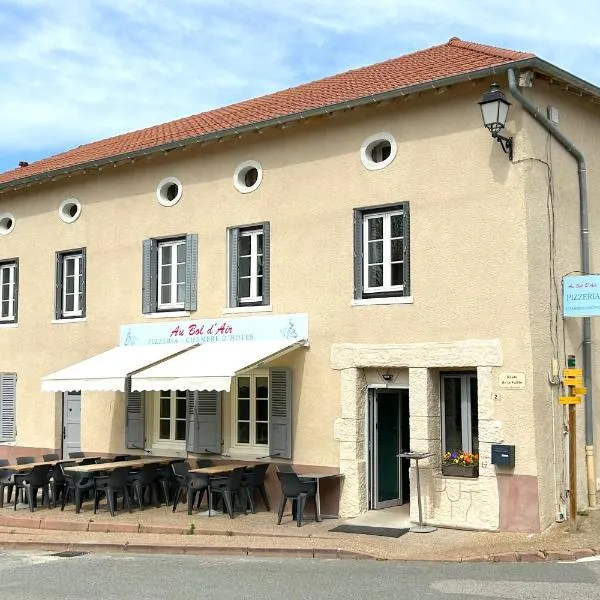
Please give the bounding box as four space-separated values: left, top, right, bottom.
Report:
441 372 478 455
233 374 269 449
157 390 187 442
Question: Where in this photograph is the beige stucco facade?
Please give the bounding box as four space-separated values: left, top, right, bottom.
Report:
1 72 599 532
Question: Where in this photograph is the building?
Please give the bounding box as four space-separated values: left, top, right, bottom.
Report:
1 37 599 532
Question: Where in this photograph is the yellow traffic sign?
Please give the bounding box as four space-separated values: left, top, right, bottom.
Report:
574 387 588 395
563 376 583 386
563 368 583 378
560 396 582 405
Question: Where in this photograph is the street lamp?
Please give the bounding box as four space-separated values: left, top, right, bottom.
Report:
479 83 513 161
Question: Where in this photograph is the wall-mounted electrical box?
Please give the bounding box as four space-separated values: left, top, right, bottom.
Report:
491 444 515 468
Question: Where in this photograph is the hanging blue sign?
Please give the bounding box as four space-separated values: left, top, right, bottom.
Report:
563 275 600 317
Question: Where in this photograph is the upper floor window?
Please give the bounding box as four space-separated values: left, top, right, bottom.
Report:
55 249 86 319
142 234 197 314
228 223 270 308
0 259 18 323
353 203 410 299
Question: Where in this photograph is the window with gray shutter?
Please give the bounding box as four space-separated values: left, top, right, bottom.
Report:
0 373 16 442
269 367 292 459
142 234 198 314
55 249 86 319
125 377 145 450
228 222 270 307
0 259 18 324
353 203 410 299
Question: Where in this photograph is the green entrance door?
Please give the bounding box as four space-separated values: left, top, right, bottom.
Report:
369 389 409 509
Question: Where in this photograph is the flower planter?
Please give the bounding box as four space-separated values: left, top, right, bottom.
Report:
441 464 479 478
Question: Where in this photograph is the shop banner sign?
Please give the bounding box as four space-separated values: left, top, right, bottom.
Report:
120 313 308 346
563 275 600 317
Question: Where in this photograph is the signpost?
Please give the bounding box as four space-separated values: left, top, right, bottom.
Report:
561 356 586 532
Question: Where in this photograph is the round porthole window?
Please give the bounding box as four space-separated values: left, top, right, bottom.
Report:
156 177 183 207
59 198 82 223
233 160 263 194
0 212 15 235
360 132 397 171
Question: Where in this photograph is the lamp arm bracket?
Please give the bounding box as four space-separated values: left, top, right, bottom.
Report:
493 133 513 161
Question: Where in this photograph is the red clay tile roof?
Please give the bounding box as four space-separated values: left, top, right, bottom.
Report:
0 37 534 188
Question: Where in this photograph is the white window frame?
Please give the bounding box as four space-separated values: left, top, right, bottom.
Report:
231 372 269 452
239 229 263 304
363 209 405 294
155 390 187 445
0 262 16 322
157 239 186 310
62 253 84 318
440 373 478 454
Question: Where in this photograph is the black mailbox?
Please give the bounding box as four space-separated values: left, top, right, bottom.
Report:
491 444 515 467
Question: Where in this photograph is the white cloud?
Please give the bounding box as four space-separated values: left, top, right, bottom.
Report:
0 0 599 171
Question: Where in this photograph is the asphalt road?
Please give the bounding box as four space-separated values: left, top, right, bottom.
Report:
2 551 600 599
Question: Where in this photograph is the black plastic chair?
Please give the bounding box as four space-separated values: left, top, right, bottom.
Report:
276 471 319 527
42 453 60 462
209 467 248 519
275 463 295 473
60 464 96 513
94 466 132 517
243 463 271 513
128 463 160 510
80 457 99 466
68 452 85 459
112 455 129 462
195 459 212 468
16 456 35 465
171 461 191 512
13 464 54 512
50 460 75 505
0 460 14 508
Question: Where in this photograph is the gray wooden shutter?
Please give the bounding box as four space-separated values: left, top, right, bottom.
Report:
185 391 197 452
269 367 292 459
12 260 19 324
228 228 239 308
125 377 145 449
353 210 363 300
261 221 270 306
0 373 16 442
184 233 198 311
55 252 63 319
80 248 87 318
403 204 410 296
195 391 221 453
142 239 158 314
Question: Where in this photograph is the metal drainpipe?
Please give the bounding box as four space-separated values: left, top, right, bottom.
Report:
507 68 596 508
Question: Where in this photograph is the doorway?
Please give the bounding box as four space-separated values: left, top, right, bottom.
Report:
368 388 410 509
62 391 81 458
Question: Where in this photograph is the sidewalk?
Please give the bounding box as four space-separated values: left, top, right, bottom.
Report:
0 500 598 562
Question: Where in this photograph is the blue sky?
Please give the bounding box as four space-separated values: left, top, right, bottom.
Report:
1 0 600 174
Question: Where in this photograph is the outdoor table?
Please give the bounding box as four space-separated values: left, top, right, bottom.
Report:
65 456 176 474
295 472 342 521
398 451 436 533
6 457 102 473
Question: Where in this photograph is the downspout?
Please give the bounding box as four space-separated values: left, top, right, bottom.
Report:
507 68 596 508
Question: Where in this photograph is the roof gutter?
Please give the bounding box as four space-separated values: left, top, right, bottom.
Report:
507 68 596 509
0 58 541 194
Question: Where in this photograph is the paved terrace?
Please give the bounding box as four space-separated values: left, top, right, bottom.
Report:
0 499 599 562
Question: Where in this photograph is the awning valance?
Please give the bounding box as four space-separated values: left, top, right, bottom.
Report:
41 344 196 392
130 338 307 392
